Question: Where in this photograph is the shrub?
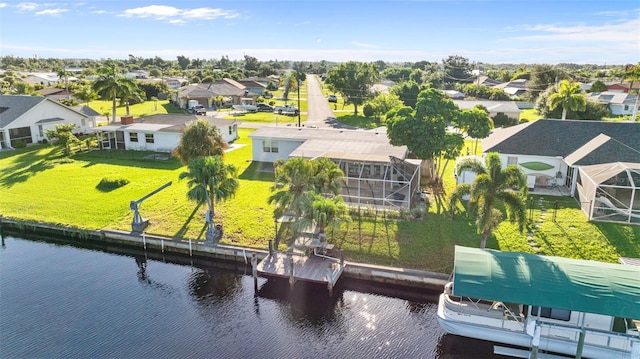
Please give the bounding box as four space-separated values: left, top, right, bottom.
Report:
363 103 374 117
12 140 27 149
97 176 130 191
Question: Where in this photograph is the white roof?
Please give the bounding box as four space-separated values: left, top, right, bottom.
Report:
98 123 173 133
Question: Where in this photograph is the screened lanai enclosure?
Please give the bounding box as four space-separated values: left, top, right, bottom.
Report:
575 162 640 225
335 156 422 211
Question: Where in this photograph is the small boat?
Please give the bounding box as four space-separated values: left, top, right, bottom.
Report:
437 246 640 359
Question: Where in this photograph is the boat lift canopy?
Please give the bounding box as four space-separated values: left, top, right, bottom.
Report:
451 246 640 320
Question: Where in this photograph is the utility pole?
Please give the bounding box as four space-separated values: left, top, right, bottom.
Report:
297 78 301 127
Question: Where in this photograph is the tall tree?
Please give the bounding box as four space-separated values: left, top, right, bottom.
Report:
173 119 228 164
526 64 566 101
325 61 379 115
386 88 460 183
442 55 472 89
92 60 140 123
449 153 528 248
548 80 587 120
56 67 71 99
179 156 239 239
459 105 493 154
367 93 403 123
390 80 423 108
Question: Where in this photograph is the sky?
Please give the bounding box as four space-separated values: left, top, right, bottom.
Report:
0 0 638 65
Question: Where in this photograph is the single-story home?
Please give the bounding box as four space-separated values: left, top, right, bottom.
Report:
493 79 528 98
172 78 258 109
249 126 422 210
587 91 639 116
95 114 239 153
479 119 640 224
453 100 521 121
0 94 94 149
21 72 78 86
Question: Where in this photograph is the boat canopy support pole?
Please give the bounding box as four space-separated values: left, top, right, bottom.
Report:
575 313 586 359
530 321 541 359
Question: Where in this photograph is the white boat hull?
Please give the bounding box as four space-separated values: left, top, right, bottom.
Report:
437 294 637 359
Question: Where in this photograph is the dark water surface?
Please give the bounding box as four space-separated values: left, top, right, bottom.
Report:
0 234 498 358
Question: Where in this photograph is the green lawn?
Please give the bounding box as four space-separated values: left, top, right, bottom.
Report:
88 99 183 122
519 108 542 122
1 127 637 273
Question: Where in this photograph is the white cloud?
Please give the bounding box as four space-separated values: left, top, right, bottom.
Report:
351 41 378 49
36 8 68 16
16 2 39 12
119 5 239 23
0 3 8 9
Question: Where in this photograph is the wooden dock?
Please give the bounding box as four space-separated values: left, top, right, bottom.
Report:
256 252 345 293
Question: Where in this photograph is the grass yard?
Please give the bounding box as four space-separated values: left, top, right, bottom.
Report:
1 127 637 272
88 99 183 122
519 108 542 122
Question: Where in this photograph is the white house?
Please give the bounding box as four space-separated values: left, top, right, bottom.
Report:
249 126 422 210
482 120 640 224
587 91 639 116
22 72 78 86
95 114 239 152
0 95 94 149
453 100 521 121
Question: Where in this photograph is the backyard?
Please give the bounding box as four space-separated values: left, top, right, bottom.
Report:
1 126 637 273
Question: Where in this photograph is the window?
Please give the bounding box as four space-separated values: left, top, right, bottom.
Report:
229 126 232 135
262 140 278 153
374 165 381 176
531 306 571 321
145 134 154 143
507 156 518 166
129 133 138 142
624 105 629 111
38 125 44 137
9 126 33 144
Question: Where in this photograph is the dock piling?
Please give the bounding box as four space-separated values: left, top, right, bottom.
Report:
251 252 258 293
288 254 295 288
142 232 146 250
189 238 192 256
327 264 334 296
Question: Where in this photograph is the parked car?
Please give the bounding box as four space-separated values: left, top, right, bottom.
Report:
328 94 337 103
274 104 299 115
190 105 206 115
256 104 274 112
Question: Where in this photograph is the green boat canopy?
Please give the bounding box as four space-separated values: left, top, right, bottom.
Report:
452 246 640 319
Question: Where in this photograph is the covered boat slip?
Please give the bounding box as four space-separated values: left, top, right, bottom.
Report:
451 246 640 321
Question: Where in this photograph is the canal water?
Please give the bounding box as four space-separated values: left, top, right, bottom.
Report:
0 234 498 358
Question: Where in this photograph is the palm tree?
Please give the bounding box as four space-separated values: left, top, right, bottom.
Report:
92 60 140 123
548 80 587 120
268 157 315 221
294 194 350 241
172 119 228 164
449 152 528 248
74 84 98 106
310 157 344 196
179 156 239 239
56 68 70 100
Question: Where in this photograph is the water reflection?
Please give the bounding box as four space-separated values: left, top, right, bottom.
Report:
0 233 499 358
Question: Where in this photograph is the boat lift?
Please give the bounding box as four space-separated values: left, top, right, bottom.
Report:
130 181 172 233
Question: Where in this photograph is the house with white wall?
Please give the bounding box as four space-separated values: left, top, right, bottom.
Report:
480 119 639 195
249 126 422 210
453 100 521 121
0 95 94 149
95 114 239 153
587 91 639 116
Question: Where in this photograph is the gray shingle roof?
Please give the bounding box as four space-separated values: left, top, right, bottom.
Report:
0 94 46 128
482 119 640 165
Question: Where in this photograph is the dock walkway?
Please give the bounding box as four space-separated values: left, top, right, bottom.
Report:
256 251 344 293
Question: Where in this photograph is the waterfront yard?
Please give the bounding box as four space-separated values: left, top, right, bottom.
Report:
1 128 638 272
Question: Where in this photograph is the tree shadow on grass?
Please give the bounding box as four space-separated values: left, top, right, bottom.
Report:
73 150 183 170
593 222 640 258
173 203 204 239
239 161 275 181
0 159 55 188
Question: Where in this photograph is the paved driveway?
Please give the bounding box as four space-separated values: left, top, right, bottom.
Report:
304 75 357 129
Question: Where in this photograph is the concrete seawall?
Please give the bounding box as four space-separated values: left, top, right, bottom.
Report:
0 218 449 291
